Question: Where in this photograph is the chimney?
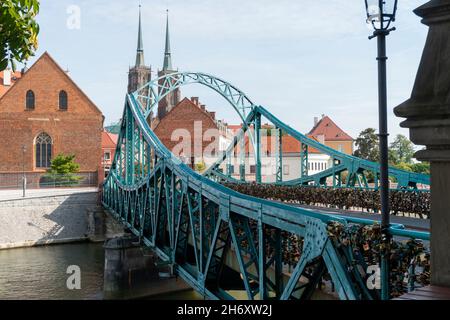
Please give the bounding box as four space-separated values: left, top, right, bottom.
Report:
314 117 319 126
210 112 216 120
200 104 206 111
3 68 11 86
191 97 199 105
21 63 28 75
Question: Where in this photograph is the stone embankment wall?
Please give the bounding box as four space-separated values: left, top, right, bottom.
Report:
0 191 123 249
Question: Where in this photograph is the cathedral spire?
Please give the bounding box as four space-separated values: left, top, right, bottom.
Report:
135 5 145 67
163 10 173 71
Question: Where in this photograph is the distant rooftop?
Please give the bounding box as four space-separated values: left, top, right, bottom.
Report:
308 115 353 141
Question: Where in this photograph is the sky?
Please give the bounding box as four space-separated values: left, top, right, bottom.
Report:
27 0 428 142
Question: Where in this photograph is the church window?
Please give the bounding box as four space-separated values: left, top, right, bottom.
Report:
26 90 35 110
35 133 52 168
59 90 68 110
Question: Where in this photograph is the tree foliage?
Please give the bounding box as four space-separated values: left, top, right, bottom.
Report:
0 0 40 71
353 128 379 162
354 128 429 175
393 161 430 175
390 134 415 164
48 154 80 174
44 154 82 186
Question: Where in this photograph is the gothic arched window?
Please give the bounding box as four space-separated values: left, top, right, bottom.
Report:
35 133 53 168
59 90 68 110
26 90 35 110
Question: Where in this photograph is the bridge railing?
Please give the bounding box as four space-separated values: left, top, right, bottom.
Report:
0 172 98 190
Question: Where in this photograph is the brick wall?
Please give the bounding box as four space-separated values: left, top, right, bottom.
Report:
0 52 103 181
154 98 220 165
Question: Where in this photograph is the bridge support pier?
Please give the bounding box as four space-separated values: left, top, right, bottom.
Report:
394 0 450 288
103 235 190 299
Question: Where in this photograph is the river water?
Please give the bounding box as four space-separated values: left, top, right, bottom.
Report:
0 243 201 300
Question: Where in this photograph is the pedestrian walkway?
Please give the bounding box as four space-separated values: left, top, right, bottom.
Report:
280 202 430 232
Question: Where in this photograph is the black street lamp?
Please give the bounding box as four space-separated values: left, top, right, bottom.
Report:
22 145 26 198
364 0 398 300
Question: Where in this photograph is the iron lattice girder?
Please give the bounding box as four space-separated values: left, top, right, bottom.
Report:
131 71 429 189
102 72 430 300
206 105 429 189
135 72 254 123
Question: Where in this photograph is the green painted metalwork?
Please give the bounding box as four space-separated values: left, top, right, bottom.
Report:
301 143 308 179
204 104 429 190
103 72 431 300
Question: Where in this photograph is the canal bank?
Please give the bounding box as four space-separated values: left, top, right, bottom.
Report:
0 189 198 299
0 189 124 250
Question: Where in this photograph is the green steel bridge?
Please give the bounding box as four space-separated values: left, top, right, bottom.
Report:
101 72 430 300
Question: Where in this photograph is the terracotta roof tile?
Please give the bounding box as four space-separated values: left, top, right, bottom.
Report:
102 131 118 148
308 116 353 141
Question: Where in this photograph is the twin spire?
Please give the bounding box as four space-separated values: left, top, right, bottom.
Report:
135 5 145 67
163 10 172 71
134 6 173 71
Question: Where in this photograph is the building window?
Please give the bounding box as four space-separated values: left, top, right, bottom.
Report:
35 133 52 168
26 90 35 110
250 165 256 174
229 165 235 174
59 90 68 110
104 166 111 178
338 144 343 152
283 165 289 176
104 152 111 161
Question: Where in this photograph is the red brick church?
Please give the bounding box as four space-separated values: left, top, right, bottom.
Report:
0 52 104 187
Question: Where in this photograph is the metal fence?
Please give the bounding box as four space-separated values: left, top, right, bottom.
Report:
0 172 99 190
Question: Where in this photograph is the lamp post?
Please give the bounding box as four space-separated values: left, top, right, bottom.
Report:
364 0 398 300
22 145 26 198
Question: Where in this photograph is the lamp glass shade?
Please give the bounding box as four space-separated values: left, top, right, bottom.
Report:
365 0 398 30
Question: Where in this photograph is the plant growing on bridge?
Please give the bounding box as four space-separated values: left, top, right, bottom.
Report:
0 0 40 71
43 154 82 187
195 161 206 173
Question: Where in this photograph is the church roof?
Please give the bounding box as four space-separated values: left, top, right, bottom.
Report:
153 97 218 131
308 115 353 141
0 51 104 116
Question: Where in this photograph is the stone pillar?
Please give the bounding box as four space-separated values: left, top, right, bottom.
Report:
103 235 191 299
103 235 154 299
394 0 450 287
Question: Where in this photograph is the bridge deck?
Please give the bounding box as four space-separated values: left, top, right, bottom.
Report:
283 202 429 232
394 286 450 300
